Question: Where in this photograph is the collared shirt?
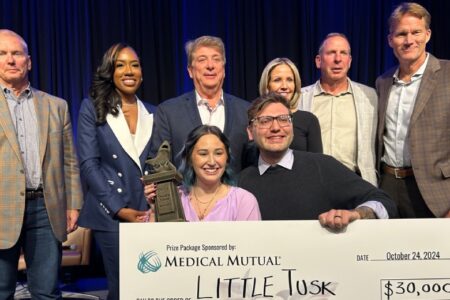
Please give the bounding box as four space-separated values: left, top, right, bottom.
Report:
258 149 294 175
311 80 358 171
2 84 41 189
195 90 225 132
382 54 430 167
257 148 388 218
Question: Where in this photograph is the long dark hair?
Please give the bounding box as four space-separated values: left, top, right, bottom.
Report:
90 43 134 124
178 125 235 189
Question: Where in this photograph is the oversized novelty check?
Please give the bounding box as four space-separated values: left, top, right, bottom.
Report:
120 219 450 300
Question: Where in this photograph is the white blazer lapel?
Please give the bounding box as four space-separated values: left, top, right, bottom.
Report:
106 107 142 171
134 99 153 158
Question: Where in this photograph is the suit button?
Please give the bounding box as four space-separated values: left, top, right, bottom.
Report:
117 188 122 193
108 180 114 185
117 172 122 177
20 169 25 174
144 171 149 175
20 191 25 196
112 154 118 159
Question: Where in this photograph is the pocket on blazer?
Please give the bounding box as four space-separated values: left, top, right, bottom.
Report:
440 162 450 179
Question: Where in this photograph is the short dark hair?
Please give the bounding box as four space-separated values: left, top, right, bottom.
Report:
178 125 235 189
247 92 290 125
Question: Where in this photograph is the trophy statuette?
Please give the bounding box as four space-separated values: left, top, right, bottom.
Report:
143 141 186 222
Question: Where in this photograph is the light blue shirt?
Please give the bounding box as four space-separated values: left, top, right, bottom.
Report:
382 54 429 167
2 84 41 189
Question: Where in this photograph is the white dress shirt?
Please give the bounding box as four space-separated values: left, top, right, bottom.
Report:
195 90 225 132
382 54 429 167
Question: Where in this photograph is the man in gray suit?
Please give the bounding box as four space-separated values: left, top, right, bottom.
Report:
150 36 249 172
300 33 378 186
376 3 450 218
0 29 82 299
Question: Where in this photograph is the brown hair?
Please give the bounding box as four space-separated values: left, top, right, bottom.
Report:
389 2 431 33
185 36 226 67
247 92 290 125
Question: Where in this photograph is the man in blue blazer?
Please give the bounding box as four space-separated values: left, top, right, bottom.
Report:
150 36 249 172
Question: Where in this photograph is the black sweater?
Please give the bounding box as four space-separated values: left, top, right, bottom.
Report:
238 151 397 220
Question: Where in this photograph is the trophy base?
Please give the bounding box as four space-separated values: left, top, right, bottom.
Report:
143 170 186 222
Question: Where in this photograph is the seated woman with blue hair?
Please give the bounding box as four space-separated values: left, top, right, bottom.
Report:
146 125 261 221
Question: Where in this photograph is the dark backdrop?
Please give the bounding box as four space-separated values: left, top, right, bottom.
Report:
1 0 449 130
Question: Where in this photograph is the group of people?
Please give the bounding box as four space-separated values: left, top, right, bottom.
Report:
0 2 448 300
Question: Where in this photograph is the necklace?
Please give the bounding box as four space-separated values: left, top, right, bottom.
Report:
192 185 222 220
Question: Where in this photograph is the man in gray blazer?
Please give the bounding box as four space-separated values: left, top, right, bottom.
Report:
299 33 378 186
150 36 249 172
0 29 82 299
376 3 450 218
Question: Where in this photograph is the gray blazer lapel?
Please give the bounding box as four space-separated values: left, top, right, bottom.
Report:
0 91 22 161
377 71 395 140
350 81 363 119
410 55 440 125
33 89 49 166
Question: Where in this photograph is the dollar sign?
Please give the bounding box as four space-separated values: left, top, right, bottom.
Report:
384 281 393 299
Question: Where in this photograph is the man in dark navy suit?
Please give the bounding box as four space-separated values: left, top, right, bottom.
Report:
150 35 249 172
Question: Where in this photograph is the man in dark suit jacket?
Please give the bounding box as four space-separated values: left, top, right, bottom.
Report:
0 29 83 299
376 3 450 218
150 36 249 172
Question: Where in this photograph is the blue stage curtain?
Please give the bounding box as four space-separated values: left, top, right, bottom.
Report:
1 0 449 132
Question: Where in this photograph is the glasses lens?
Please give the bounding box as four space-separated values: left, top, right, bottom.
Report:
255 115 291 128
277 115 291 127
257 116 272 128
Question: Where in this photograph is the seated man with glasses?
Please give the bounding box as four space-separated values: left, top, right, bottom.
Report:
239 93 397 230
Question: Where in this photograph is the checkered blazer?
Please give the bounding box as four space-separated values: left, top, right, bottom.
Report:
376 54 450 217
0 87 83 249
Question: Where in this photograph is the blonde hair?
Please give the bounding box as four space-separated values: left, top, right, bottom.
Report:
258 58 301 110
389 2 431 33
185 35 226 67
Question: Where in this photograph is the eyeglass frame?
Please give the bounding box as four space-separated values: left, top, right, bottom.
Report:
250 114 293 129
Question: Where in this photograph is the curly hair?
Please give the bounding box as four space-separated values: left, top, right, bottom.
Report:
90 43 137 124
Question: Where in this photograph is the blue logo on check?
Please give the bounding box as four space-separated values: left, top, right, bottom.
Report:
137 250 162 273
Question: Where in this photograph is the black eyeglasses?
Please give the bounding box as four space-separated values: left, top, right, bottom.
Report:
251 114 293 129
